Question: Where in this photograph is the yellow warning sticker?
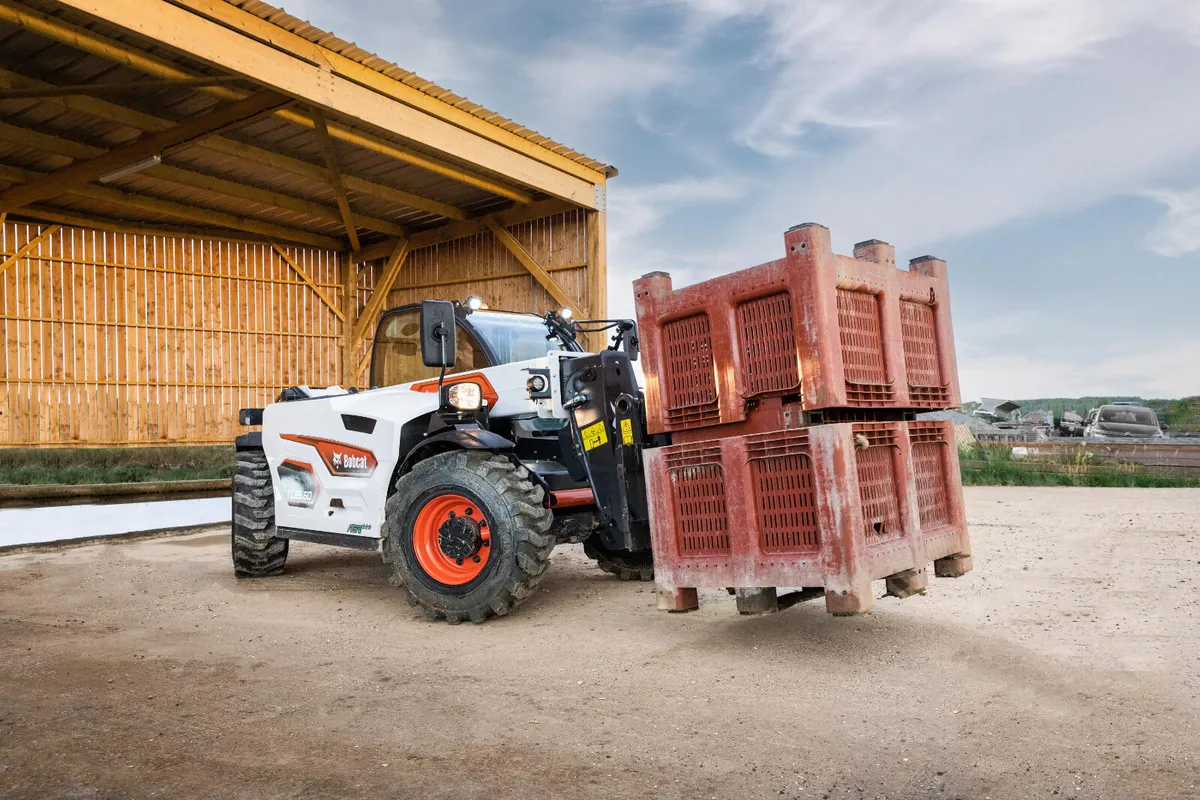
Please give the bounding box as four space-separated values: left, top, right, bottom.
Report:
581 421 609 451
620 417 634 445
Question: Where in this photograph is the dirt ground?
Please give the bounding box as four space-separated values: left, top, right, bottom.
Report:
2 487 1198 800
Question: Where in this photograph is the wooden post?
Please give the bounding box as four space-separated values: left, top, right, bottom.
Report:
341 251 357 388
585 207 607 352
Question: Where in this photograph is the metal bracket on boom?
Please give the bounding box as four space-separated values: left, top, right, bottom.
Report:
558 351 651 553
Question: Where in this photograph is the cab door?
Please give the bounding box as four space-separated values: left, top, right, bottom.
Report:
370 307 490 388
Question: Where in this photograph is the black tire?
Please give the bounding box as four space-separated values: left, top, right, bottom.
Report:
231 451 288 578
382 451 554 623
583 532 654 582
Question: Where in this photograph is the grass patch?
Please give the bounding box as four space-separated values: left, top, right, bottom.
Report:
0 446 235 485
959 445 1200 488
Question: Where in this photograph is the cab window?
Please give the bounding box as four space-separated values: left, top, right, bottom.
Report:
370 309 489 388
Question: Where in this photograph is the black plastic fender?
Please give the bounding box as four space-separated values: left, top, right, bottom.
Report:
398 426 516 475
235 431 263 451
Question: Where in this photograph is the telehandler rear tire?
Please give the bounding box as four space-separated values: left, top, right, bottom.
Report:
583 533 654 582
383 451 554 623
231 451 288 578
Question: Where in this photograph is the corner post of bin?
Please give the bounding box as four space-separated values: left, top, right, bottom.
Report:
893 420 926 570
720 433 760 583
633 271 672 436
910 254 961 408
936 419 973 575
714 296 744 427
855 238 907 407
783 222 840 409
809 423 874 615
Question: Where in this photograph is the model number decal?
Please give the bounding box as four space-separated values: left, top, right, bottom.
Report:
581 421 608 451
347 523 373 535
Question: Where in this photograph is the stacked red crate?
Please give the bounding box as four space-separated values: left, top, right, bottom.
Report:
633 223 972 615
645 420 971 615
634 223 960 442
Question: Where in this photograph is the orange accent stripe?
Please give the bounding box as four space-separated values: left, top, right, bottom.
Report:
410 372 500 407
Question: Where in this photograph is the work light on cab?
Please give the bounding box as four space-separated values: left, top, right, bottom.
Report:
447 382 483 411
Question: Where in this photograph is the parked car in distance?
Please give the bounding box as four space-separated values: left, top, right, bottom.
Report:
1057 411 1085 437
1084 404 1164 440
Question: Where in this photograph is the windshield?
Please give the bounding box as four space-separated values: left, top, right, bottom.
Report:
1098 407 1158 426
468 310 573 363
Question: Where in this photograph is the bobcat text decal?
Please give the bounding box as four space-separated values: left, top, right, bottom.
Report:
280 434 378 477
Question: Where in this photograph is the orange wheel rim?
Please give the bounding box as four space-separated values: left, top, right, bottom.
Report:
412 493 491 586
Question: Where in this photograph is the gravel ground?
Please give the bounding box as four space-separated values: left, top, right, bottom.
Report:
1 487 1198 800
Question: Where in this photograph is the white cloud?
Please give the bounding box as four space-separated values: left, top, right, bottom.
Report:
668 0 1200 156
605 176 754 317
959 339 1200 400
608 175 749 242
1142 188 1200 256
522 44 686 127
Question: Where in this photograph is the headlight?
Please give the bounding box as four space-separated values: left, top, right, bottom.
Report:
447 382 482 411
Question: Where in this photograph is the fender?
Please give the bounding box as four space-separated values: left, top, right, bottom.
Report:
398 426 516 475
235 431 263 451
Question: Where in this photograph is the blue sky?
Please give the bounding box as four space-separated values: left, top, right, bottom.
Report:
285 0 1200 400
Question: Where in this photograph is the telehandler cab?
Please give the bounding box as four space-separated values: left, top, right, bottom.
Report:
234 298 653 623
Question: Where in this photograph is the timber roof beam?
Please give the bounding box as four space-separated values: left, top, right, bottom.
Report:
31 0 601 206
0 67 469 224
0 89 292 213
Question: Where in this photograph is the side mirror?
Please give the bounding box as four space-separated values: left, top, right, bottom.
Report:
420 300 457 368
624 322 640 362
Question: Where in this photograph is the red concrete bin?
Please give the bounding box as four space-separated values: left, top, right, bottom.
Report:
645 419 971 616
633 223 961 437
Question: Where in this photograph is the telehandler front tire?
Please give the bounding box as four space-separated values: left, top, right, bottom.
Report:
231 451 288 578
383 451 554 623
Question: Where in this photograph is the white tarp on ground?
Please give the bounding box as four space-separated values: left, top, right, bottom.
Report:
0 497 230 548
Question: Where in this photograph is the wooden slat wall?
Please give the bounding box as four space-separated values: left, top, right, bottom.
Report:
1 209 602 443
387 209 590 311
0 221 342 446
350 209 595 380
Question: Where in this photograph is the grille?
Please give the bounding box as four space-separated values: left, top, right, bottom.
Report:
836 289 893 405
900 301 948 406
737 292 800 396
854 423 901 543
909 422 951 530
662 313 720 428
665 446 730 556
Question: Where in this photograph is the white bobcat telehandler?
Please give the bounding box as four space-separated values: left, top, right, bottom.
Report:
233 299 653 623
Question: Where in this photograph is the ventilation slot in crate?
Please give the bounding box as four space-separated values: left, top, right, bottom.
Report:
737 292 801 397
662 313 720 428
900 300 949 406
665 447 730 556
909 422 952 531
836 289 893 406
854 429 902 544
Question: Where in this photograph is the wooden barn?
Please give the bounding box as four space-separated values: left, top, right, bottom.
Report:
0 0 614 447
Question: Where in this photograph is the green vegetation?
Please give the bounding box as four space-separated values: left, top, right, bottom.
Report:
0 446 235 485
959 445 1200 488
